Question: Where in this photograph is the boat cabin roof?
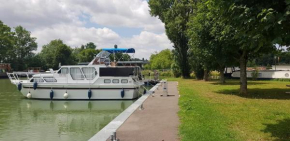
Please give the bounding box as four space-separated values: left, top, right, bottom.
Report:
102 48 135 53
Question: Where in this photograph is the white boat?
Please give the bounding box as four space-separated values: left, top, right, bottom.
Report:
231 70 290 79
7 48 145 100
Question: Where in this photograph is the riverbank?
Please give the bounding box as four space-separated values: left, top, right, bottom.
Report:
175 78 290 141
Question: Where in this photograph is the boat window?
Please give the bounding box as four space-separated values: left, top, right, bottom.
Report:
99 68 135 77
43 77 57 82
58 67 69 74
70 67 85 80
82 67 97 80
104 79 111 83
31 77 44 83
112 79 119 83
121 79 128 83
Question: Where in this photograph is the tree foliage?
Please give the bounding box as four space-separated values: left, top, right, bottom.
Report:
0 21 14 64
84 42 97 49
149 0 194 78
12 26 37 70
147 49 173 70
41 39 75 70
78 49 100 62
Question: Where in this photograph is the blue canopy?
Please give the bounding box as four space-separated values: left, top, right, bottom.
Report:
102 48 135 53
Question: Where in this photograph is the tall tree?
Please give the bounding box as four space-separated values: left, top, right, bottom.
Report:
85 42 97 49
187 0 236 83
208 0 288 94
41 39 75 70
13 26 37 70
78 49 100 62
149 0 194 78
0 21 14 64
148 49 173 70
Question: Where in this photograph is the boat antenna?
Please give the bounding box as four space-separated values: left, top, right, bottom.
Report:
114 44 117 62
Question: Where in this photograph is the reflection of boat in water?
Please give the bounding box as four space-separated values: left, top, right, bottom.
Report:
8 47 145 100
22 100 134 111
0 99 134 141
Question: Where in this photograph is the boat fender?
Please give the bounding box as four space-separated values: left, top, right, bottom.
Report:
64 92 68 99
33 82 37 90
88 89 92 99
121 89 125 98
50 90 54 100
143 89 146 94
18 83 22 91
27 92 32 98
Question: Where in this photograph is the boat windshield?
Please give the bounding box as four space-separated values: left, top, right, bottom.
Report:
89 51 111 65
96 51 111 58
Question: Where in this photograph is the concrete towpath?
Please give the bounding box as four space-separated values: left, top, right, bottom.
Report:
108 81 180 141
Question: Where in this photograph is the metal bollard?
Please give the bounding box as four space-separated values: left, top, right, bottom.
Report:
113 132 117 141
139 103 144 110
110 135 114 141
163 81 168 96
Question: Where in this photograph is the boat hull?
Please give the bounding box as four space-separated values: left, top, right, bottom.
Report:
20 87 143 100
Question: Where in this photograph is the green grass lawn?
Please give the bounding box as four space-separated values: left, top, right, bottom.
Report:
168 78 290 141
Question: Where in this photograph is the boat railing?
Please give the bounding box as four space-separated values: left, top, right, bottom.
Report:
6 71 43 84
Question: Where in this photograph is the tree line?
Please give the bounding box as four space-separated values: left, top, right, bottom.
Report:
149 0 290 95
0 20 131 71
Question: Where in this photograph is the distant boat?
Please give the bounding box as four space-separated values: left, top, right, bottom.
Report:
231 65 290 79
7 48 145 100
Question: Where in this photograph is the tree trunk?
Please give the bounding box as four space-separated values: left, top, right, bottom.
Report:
239 52 248 95
178 39 190 78
204 69 209 81
219 66 225 84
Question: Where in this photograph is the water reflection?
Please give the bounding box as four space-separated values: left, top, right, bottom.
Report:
0 79 134 141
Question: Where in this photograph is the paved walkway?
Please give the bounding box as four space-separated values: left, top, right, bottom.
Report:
108 82 180 141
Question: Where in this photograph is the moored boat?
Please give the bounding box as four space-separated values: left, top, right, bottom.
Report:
7 48 145 100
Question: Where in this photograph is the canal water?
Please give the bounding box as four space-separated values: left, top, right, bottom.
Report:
0 79 135 141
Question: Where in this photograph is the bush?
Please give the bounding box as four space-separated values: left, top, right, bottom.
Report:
142 70 153 76
251 67 259 80
193 64 204 80
160 71 172 76
171 63 181 77
190 72 196 79
210 71 220 80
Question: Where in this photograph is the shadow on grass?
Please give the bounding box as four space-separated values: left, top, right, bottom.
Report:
211 81 266 86
262 119 290 140
216 88 290 99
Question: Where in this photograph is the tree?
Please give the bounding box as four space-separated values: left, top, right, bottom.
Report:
208 0 288 94
85 42 97 49
41 39 75 70
147 49 173 70
109 53 131 62
187 0 236 83
12 26 37 71
78 49 100 62
149 0 194 78
0 21 14 64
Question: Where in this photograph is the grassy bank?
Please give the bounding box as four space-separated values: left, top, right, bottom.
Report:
171 78 290 141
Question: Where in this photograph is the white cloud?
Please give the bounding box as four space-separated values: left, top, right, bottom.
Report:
32 24 121 52
32 25 172 59
120 31 173 59
0 0 81 30
0 0 171 59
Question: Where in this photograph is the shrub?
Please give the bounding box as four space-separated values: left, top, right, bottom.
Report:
251 66 259 80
